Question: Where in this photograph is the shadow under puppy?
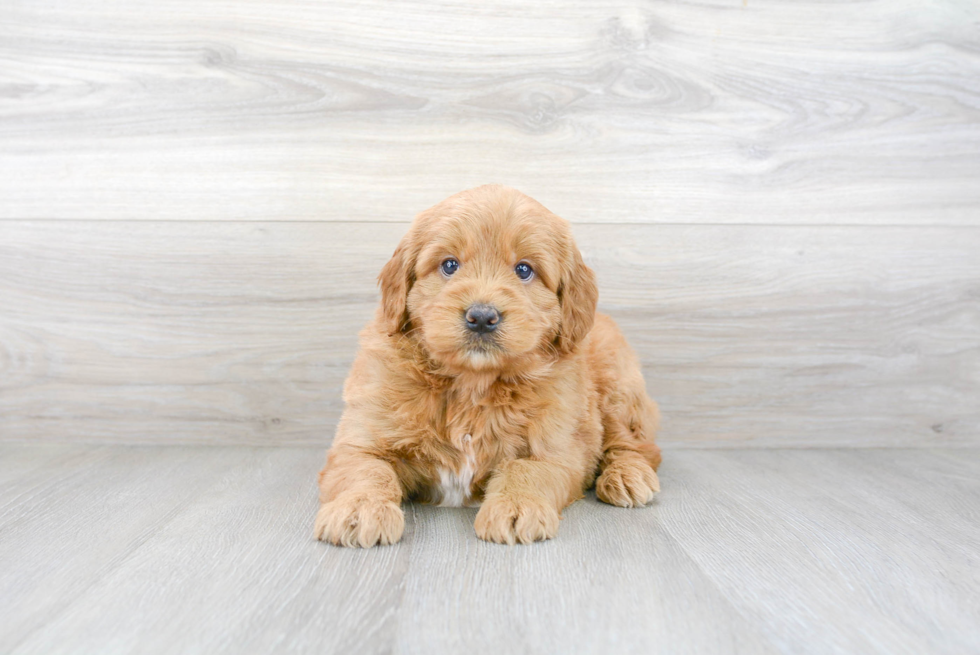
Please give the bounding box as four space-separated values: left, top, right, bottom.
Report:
316 185 661 547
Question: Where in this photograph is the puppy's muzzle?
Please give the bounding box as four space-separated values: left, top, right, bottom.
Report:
465 304 500 334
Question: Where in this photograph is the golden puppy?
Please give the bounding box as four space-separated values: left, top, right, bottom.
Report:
315 185 661 547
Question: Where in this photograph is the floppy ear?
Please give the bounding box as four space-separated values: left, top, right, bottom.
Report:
555 247 598 353
377 240 415 335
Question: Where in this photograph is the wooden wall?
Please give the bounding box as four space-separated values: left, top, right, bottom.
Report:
1 0 978 447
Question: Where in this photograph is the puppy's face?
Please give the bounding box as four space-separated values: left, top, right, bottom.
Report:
379 186 598 372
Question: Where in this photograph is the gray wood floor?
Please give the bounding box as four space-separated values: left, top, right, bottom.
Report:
1 444 977 654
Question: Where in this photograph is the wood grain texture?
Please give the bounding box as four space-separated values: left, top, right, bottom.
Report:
660 449 980 654
1 445 978 654
2 0 979 224
0 446 265 653
392 492 779 654
2 220 978 447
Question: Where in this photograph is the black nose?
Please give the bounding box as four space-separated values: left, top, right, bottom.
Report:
465 304 500 333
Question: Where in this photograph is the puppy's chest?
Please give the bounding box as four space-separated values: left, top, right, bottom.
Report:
433 431 479 507
426 402 527 508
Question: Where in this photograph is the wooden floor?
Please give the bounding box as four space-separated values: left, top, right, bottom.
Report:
2 444 977 654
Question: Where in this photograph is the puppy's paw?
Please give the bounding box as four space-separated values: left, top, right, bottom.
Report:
596 460 660 508
474 494 560 545
314 495 404 547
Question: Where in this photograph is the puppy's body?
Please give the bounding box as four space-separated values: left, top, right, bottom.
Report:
316 186 661 547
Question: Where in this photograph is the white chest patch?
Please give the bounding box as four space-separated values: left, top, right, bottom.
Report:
436 433 479 507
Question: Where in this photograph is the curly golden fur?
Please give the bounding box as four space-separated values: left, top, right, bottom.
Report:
315 185 661 546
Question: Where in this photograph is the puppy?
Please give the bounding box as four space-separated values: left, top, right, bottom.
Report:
315 185 661 547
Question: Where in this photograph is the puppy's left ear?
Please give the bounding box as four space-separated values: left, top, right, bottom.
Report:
556 247 598 353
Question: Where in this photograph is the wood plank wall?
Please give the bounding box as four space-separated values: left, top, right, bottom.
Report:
1 1 978 447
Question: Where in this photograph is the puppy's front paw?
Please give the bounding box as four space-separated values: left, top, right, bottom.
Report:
474 494 560 545
596 460 660 508
314 495 404 547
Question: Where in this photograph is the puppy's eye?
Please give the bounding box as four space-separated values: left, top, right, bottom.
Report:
441 258 460 276
515 262 533 281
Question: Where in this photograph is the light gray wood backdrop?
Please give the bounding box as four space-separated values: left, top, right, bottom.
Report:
1 0 978 447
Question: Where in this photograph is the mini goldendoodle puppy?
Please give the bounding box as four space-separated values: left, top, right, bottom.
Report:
315 185 661 547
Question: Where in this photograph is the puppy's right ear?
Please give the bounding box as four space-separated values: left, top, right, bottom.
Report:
378 206 440 335
378 240 414 335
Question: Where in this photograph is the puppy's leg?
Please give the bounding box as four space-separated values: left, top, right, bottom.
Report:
475 459 577 545
314 449 404 548
596 443 661 507
595 387 662 508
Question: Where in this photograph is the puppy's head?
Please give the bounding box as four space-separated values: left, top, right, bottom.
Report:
378 185 597 372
